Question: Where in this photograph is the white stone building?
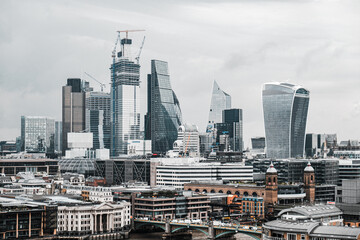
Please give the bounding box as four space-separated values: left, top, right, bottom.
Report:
172 124 200 157
57 202 131 235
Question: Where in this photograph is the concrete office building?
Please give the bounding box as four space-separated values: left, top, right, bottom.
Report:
86 91 111 150
262 82 310 159
173 124 200 157
21 116 55 153
110 36 141 156
149 60 182 154
62 78 86 154
155 162 253 190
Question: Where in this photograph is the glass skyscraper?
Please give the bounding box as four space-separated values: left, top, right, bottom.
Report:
262 82 310 159
150 60 182 154
111 38 140 156
86 91 111 150
207 80 231 131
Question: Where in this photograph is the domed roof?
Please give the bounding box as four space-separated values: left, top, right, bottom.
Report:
266 162 277 173
304 162 314 172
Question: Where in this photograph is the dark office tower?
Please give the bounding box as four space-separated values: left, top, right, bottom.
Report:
223 108 243 152
144 74 152 140
207 81 231 131
151 60 182 154
86 91 111 150
111 37 141 156
62 78 86 154
262 82 310 159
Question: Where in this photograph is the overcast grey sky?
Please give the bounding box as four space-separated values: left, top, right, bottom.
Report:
0 0 359 148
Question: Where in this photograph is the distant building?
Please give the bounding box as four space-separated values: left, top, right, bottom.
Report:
305 133 337 157
110 37 141 156
127 140 151 155
54 121 62 154
207 81 231 131
150 60 182 154
262 82 310 159
215 108 243 152
173 124 200 157
86 91 111 150
0 158 58 176
21 116 55 153
155 161 253 190
62 78 86 154
0 141 17 155
64 132 93 159
144 74 152 141
251 137 265 150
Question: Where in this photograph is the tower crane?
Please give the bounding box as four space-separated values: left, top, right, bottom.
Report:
135 36 146 64
84 72 106 92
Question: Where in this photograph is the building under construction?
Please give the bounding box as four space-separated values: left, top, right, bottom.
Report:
110 31 144 156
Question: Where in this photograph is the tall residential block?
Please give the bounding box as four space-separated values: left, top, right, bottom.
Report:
150 60 182 154
62 78 86 154
262 82 310 159
21 116 55 153
111 37 140 156
86 91 111 150
207 80 231 131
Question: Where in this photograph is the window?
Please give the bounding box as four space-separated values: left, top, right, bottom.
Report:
301 234 305 240
287 233 297 240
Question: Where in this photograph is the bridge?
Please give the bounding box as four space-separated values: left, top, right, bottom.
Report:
134 218 262 240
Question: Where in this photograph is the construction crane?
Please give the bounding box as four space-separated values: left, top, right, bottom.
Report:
84 72 106 92
135 36 146 64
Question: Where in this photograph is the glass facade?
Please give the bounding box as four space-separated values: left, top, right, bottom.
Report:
262 82 309 159
150 60 182 154
207 81 231 131
86 92 111 150
110 39 140 156
21 116 55 153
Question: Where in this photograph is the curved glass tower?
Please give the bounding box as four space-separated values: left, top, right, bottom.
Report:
262 82 310 159
151 60 182 154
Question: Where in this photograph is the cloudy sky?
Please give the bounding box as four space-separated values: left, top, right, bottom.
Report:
0 0 359 148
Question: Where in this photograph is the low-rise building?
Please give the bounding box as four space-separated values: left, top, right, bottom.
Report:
57 202 131 236
62 185 113 202
133 191 210 221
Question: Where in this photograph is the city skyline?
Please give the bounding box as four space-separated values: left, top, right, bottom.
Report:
0 0 359 148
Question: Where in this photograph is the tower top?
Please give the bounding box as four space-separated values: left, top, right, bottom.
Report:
266 162 277 173
304 161 314 172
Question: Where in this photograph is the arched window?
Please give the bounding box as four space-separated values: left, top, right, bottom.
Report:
188 188 192 191
203 189 208 193
235 191 240 196
227 190 232 194
243 192 249 197
311 175 313 181
210 189 215 193
219 190 223 193
252 192 258 197
268 177 271 183
273 177 276 183
195 189 200 193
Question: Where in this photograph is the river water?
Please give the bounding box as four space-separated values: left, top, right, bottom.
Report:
129 231 254 240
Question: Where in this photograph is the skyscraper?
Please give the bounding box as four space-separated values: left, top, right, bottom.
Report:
86 91 111 150
110 37 140 156
150 60 182 154
144 74 152 141
207 81 231 131
54 121 62 154
62 78 86 154
223 108 243 152
21 116 55 153
262 82 310 159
